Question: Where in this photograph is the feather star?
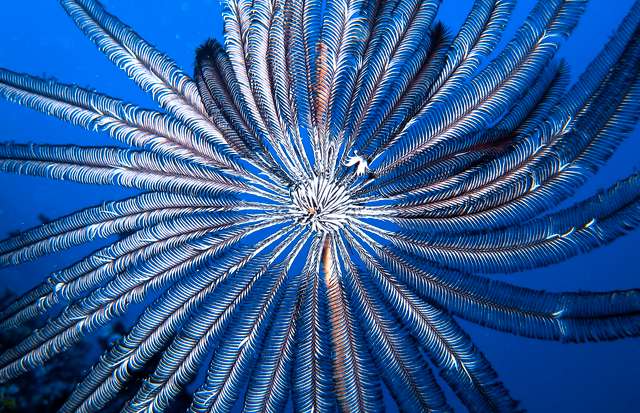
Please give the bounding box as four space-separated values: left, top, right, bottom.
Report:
0 0 639 412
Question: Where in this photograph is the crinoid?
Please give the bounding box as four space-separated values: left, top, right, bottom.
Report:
1 0 639 412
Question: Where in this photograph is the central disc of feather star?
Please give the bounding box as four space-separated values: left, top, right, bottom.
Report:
289 175 355 233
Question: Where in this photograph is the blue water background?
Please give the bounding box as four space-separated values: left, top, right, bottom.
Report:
0 1 638 411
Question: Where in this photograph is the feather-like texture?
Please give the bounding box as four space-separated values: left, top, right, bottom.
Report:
324 236 383 413
292 236 335 413
0 0 639 411
353 228 520 412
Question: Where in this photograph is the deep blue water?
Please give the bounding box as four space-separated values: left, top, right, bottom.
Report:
0 1 638 412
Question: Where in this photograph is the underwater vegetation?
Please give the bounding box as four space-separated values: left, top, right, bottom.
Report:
0 0 639 412
0 288 93 412
0 290 191 412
